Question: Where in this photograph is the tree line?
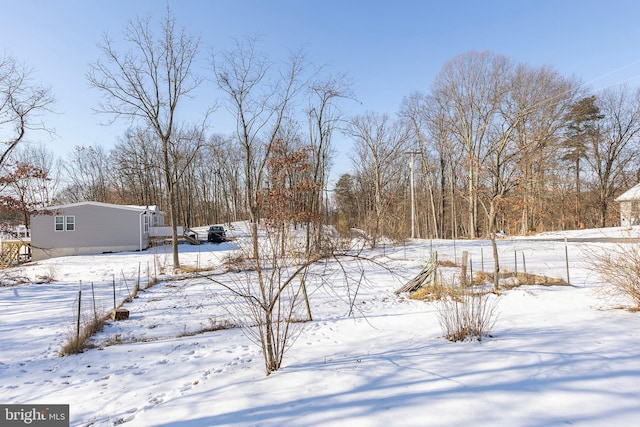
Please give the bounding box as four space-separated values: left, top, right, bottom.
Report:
337 52 640 242
2 11 640 249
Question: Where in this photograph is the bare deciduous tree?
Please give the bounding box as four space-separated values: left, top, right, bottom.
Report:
430 51 509 238
61 145 112 203
347 112 411 246
0 54 54 228
88 9 203 270
13 143 61 208
306 74 352 250
587 85 640 227
0 54 54 169
213 37 307 255
223 235 316 374
399 91 443 239
213 37 311 374
510 67 577 234
111 128 165 206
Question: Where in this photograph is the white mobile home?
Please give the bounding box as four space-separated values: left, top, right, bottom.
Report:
30 202 164 261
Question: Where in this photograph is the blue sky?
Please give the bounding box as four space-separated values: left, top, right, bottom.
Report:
2 1 640 181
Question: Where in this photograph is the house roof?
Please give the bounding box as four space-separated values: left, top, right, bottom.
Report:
34 201 163 214
615 183 640 202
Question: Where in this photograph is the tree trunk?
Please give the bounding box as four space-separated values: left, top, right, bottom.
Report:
439 157 446 239
599 199 608 228
169 187 180 271
575 157 581 229
264 312 276 374
163 136 181 272
489 199 500 288
468 160 476 238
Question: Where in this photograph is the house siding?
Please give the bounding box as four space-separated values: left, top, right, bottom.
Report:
616 183 640 227
619 200 640 227
30 203 155 261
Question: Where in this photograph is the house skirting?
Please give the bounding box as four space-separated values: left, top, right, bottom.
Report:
32 244 147 261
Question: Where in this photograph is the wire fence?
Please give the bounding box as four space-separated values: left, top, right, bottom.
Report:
373 237 595 287
69 261 158 346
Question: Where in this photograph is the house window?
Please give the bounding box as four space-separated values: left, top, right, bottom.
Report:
55 216 64 231
55 215 75 231
144 214 149 233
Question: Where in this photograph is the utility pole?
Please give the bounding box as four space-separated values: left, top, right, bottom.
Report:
406 151 420 239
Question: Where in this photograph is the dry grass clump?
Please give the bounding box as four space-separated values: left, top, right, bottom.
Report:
472 270 567 289
60 314 109 355
496 272 568 289
409 281 457 302
177 318 236 337
438 259 457 268
93 318 238 349
472 271 491 285
223 253 256 272
180 265 213 274
0 275 30 286
145 277 159 289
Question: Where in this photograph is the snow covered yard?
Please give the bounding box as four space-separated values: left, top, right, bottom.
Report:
1 224 640 426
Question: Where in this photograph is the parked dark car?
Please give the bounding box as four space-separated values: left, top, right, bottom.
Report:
207 225 226 243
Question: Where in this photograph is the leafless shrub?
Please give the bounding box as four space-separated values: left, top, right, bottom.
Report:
589 243 640 308
436 280 499 342
215 230 314 375
200 224 392 375
32 265 58 284
152 243 170 275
